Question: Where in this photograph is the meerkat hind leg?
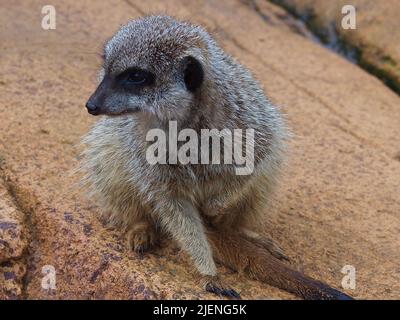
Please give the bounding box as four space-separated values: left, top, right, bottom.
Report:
242 228 289 262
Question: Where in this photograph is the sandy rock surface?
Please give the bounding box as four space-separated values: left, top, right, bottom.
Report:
270 0 400 93
0 0 399 299
0 175 28 299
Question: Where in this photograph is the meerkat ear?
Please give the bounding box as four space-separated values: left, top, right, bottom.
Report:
181 56 204 92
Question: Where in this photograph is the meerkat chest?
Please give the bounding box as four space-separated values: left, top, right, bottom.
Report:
190 167 250 216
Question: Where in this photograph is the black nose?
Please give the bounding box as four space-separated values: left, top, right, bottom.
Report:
86 101 99 115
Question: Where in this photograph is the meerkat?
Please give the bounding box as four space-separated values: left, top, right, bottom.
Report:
81 15 352 300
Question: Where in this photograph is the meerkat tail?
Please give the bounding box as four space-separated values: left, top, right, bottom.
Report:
207 231 354 300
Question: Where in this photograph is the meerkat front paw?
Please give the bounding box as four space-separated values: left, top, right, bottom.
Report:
202 275 241 299
126 222 158 254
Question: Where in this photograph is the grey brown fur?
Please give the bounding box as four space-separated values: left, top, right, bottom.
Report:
81 16 353 300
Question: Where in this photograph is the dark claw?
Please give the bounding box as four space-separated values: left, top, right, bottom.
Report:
275 252 290 262
134 244 149 255
205 283 241 299
205 282 220 295
224 289 241 299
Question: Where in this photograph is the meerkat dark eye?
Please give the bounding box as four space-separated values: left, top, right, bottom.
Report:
126 71 147 84
117 68 155 87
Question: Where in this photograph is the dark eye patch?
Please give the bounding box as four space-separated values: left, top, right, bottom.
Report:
117 68 155 88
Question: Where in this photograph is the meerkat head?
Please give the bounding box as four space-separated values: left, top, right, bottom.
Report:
86 15 213 122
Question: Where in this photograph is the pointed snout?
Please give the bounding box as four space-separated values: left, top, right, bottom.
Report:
85 76 111 116
86 99 100 115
